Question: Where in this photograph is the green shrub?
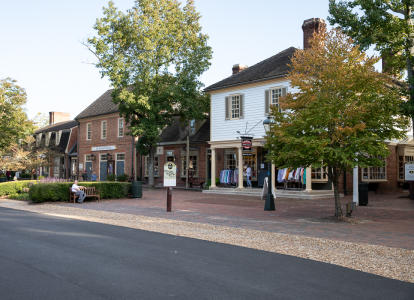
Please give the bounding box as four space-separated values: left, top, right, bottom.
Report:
107 174 116 181
116 174 129 182
29 181 131 203
9 193 30 201
0 181 36 196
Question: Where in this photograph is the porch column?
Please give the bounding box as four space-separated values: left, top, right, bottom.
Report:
210 148 216 188
238 147 244 189
353 166 359 205
271 163 276 191
306 167 312 191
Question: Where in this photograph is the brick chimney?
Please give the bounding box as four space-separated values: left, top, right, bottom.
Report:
232 64 248 75
302 18 326 49
49 112 70 125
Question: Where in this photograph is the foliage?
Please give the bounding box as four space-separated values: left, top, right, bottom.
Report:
328 0 414 119
107 174 116 181
0 136 48 173
29 182 131 203
266 29 409 217
0 78 33 151
116 174 129 182
32 112 49 129
0 180 36 196
87 0 212 186
8 193 30 201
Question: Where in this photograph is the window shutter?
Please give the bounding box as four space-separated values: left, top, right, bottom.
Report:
281 87 287 112
239 94 244 118
225 96 230 120
265 90 270 115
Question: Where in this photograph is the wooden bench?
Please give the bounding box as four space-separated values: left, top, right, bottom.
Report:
69 187 100 203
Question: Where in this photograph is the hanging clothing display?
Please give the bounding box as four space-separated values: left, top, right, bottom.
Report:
219 169 239 185
277 167 306 185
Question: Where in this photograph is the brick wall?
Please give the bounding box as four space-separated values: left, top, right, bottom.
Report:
78 113 135 180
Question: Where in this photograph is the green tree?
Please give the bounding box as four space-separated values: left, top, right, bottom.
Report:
266 29 408 217
87 0 212 186
0 78 33 151
32 112 49 129
328 0 414 122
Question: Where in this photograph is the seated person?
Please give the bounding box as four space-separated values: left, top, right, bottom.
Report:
71 180 86 203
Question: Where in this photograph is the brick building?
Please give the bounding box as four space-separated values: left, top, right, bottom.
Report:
34 112 78 178
76 90 136 181
140 116 210 187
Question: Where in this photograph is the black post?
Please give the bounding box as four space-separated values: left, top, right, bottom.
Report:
264 162 275 211
167 187 172 212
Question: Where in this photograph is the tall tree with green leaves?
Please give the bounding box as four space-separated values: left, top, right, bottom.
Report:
328 0 414 123
266 29 408 217
0 78 33 152
87 0 212 186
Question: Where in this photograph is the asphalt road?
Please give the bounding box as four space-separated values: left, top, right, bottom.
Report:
0 207 412 300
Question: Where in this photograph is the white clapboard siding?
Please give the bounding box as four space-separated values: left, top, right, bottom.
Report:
211 80 292 142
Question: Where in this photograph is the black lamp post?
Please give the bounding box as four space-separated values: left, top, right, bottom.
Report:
263 117 275 211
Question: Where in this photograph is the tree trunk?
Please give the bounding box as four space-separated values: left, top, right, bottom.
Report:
329 166 343 218
148 149 155 188
186 132 189 189
405 3 414 126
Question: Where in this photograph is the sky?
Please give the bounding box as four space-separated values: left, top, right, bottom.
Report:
0 0 333 120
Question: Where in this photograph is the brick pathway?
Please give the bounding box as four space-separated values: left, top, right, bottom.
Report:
57 189 414 250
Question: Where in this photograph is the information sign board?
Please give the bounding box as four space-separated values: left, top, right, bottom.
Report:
164 162 177 187
405 163 414 181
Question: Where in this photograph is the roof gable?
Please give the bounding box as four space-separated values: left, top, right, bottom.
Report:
204 47 297 92
75 89 119 120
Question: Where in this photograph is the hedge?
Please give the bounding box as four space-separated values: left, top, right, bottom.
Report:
29 182 131 203
0 181 36 196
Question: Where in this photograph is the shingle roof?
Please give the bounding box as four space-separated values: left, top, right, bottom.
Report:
159 117 209 144
34 120 78 134
204 47 297 92
75 89 119 120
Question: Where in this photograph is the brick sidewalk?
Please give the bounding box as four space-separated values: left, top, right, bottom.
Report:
57 189 414 250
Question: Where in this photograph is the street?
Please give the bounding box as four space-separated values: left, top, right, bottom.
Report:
0 207 412 300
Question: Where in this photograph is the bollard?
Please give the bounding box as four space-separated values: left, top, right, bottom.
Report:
167 187 172 212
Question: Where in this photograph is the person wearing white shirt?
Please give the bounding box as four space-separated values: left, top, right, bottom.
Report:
71 180 86 203
246 165 252 188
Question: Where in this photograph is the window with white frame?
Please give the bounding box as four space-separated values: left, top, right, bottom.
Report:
362 163 387 181
116 153 125 175
101 121 107 139
144 156 159 177
231 95 241 119
85 154 93 162
118 118 124 137
270 88 282 111
181 152 198 177
311 166 328 182
224 150 237 170
399 155 414 180
86 123 92 140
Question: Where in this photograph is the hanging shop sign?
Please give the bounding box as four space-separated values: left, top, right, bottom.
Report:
164 162 177 187
241 135 253 152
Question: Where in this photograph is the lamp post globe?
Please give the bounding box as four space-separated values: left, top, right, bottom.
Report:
263 117 275 211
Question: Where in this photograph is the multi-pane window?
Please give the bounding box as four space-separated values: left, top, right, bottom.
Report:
101 121 107 139
224 151 237 170
361 166 386 181
116 153 125 161
270 88 282 111
231 95 240 119
311 166 328 182
181 155 198 177
85 154 93 162
100 154 108 161
118 118 124 137
86 123 92 140
144 156 159 177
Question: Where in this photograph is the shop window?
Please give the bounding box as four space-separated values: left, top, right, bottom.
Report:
181 153 198 177
224 151 237 170
144 156 159 177
399 155 414 180
361 165 387 182
311 166 328 182
243 152 257 179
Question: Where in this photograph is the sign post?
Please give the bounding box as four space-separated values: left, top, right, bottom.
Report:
164 162 177 212
405 162 414 200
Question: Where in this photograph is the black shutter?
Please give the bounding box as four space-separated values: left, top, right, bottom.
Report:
225 96 230 120
239 94 244 118
265 90 270 115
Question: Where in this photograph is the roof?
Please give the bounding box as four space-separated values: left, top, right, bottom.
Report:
75 89 119 120
204 47 297 92
34 120 78 134
159 117 210 144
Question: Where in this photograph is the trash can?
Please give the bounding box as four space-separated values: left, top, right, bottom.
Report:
358 182 368 206
131 181 142 198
